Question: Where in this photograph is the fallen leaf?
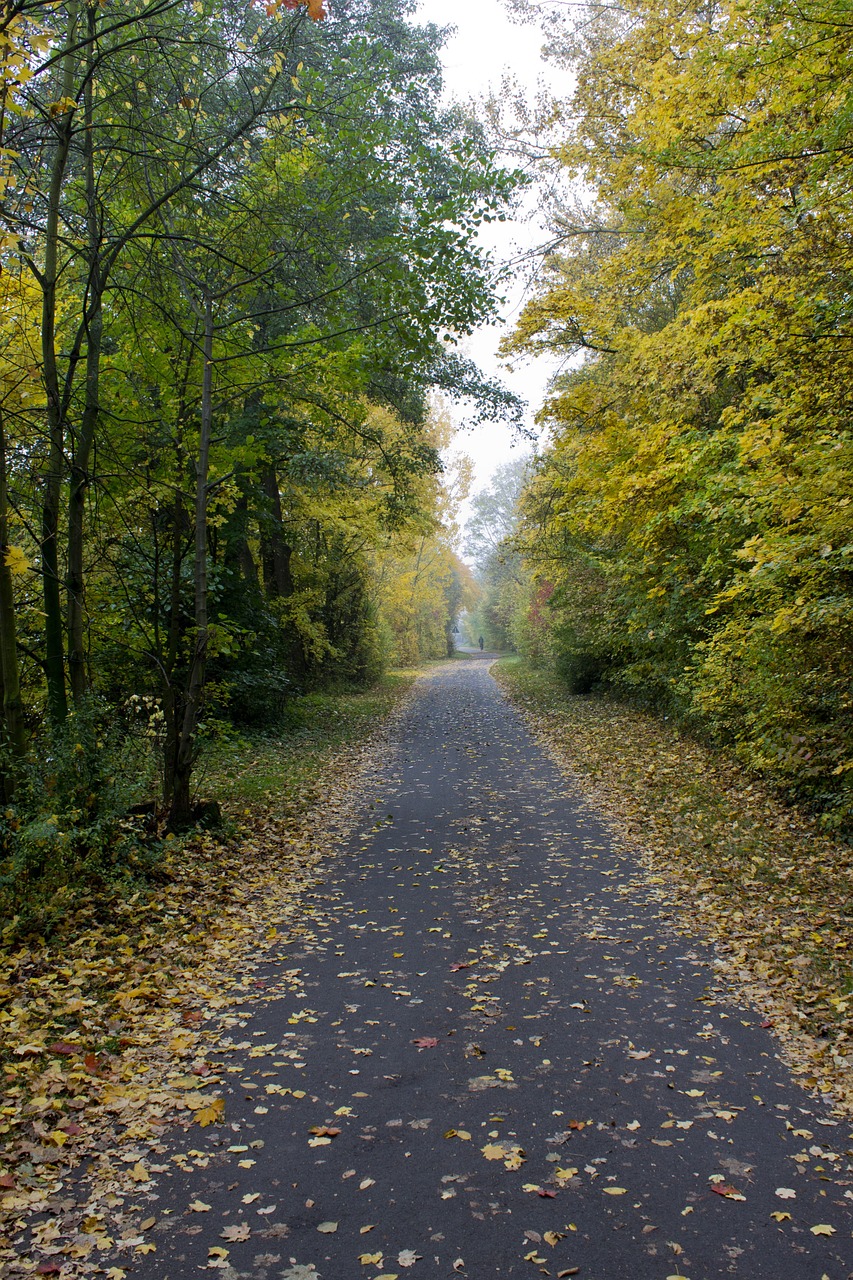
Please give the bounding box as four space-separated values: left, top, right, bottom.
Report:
771 1211 792 1222
397 1249 421 1266
317 1221 338 1234
197 1097 225 1126
411 1037 439 1048
221 1224 251 1242
810 1224 836 1236
603 1187 627 1196
775 1188 797 1199
711 1184 746 1201
360 1252 383 1265
189 1200 212 1212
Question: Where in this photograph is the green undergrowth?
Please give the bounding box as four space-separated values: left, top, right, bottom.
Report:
494 656 853 1112
1 670 419 946
200 669 418 816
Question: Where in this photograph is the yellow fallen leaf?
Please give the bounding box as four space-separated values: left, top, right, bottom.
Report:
317 1221 338 1233
482 1143 507 1160
810 1224 836 1236
197 1097 225 1127
603 1187 627 1195
360 1253 383 1265
683 1089 704 1098
771 1211 792 1222
139 1217 156 1231
135 1243 156 1255
129 1163 150 1183
555 1167 579 1183
241 1193 260 1204
208 1247 229 1259
189 1200 212 1212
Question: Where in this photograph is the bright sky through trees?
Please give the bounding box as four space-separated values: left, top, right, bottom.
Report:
415 0 560 499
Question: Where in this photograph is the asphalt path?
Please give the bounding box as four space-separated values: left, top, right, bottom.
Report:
123 658 853 1280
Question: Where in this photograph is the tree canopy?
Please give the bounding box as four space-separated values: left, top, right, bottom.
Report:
500 0 853 827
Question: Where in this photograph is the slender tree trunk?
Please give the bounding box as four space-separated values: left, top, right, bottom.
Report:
67 2 101 705
228 490 260 588
170 299 214 825
259 463 294 598
0 413 25 794
39 4 80 727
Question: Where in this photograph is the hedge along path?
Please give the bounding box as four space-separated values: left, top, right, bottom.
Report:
0 675 420 1276
494 659 853 1117
75 657 853 1279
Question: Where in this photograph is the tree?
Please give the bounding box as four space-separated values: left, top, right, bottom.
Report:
508 0 853 823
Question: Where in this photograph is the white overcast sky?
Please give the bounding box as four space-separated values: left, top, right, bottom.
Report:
413 0 566 508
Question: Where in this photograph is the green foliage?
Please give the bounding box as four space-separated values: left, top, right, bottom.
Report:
0 697 162 937
508 0 853 827
0 0 520 891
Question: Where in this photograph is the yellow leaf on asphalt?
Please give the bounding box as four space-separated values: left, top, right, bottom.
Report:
360 1253 383 1265
771 1211 792 1222
197 1097 225 1126
603 1187 627 1195
189 1200 212 1212
810 1224 836 1236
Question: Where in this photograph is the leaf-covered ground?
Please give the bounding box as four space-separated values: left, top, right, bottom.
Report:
20 655 850 1280
0 675 417 1275
494 658 853 1116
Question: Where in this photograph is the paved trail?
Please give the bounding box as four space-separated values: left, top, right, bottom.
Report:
128 660 852 1280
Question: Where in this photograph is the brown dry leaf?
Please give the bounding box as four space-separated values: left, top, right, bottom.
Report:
220 1224 251 1242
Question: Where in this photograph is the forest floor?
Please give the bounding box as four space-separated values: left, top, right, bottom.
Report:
0 671 420 1277
4 654 850 1279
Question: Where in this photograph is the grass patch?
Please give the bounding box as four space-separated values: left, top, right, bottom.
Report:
200 671 417 816
494 656 853 1114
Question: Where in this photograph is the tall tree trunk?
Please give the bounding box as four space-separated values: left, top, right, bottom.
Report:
169 300 214 825
259 464 294 598
39 3 80 727
161 487 187 808
0 412 26 795
228 490 260 588
67 1 101 705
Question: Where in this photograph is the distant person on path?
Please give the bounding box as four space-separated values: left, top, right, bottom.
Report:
478 636 484 651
